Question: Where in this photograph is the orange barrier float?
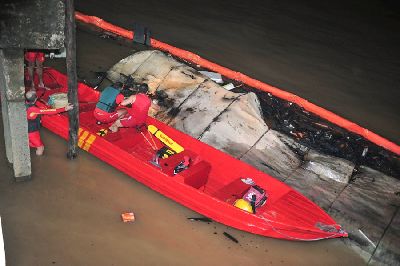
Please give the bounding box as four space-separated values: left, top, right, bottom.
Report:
75 11 400 155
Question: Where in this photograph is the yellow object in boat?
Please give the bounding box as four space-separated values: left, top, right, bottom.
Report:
234 199 253 213
148 125 184 153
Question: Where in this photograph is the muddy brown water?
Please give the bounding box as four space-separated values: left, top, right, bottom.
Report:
0 129 364 265
1 0 399 265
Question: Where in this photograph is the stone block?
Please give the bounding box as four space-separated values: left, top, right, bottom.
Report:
168 80 239 138
199 92 268 158
330 166 400 256
284 166 347 210
304 150 355 183
0 49 25 101
0 103 12 164
241 130 305 181
0 0 65 49
0 48 31 179
132 51 183 93
4 101 31 179
369 209 400 265
154 65 206 122
107 50 154 82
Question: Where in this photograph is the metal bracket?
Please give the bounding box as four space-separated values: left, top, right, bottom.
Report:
133 23 151 46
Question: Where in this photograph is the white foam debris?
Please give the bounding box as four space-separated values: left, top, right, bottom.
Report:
199 71 223 83
223 83 235 90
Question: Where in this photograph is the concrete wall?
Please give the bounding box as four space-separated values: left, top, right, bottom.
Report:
0 0 65 180
0 49 31 180
0 0 65 49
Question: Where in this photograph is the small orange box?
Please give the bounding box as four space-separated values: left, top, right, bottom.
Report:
121 212 135 222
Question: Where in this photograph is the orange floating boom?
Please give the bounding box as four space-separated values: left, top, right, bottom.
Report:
75 11 400 155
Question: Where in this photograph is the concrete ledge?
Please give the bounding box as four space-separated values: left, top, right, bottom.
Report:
304 150 355 183
285 166 346 210
132 51 183 92
14 175 32 182
241 130 306 181
369 209 400 265
0 0 65 49
168 80 238 138
200 93 268 158
330 166 400 257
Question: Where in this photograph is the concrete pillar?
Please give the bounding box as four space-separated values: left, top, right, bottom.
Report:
0 48 31 181
0 83 12 164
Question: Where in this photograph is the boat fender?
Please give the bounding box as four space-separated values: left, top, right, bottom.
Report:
173 156 191 175
242 185 268 209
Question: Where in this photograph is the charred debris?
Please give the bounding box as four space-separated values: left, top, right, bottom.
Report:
174 56 400 179
231 81 399 179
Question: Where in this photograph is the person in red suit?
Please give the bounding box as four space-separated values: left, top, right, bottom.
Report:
25 90 73 155
25 51 45 89
109 84 152 132
93 82 127 125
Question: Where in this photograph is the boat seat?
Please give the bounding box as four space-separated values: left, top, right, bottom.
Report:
159 150 211 189
213 178 251 204
180 160 211 189
159 150 198 175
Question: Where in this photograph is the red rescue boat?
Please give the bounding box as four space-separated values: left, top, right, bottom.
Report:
38 68 347 241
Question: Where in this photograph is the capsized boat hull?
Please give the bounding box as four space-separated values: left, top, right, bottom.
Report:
38 68 347 241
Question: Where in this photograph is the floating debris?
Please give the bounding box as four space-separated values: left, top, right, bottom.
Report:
223 232 239 243
223 83 235 91
358 229 376 248
199 71 223 84
187 217 213 223
121 212 135 223
362 147 368 157
227 81 400 178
